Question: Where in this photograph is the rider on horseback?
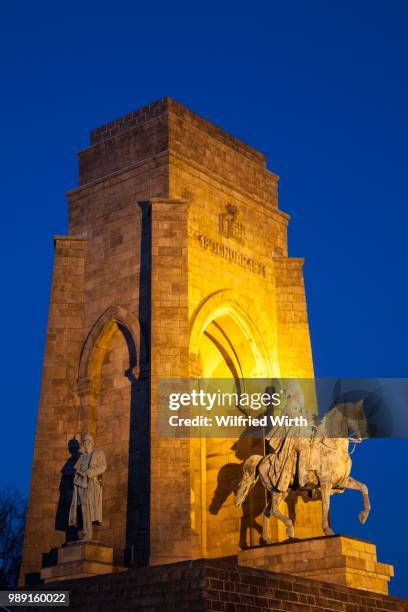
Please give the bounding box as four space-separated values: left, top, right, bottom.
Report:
265 381 316 490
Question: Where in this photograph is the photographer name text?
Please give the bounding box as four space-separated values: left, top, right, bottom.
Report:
168 414 308 428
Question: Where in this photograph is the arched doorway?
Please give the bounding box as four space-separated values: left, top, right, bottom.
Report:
189 291 276 557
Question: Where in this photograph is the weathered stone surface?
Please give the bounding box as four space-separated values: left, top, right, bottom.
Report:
20 97 342 585
25 558 407 611
40 541 123 583
239 535 394 595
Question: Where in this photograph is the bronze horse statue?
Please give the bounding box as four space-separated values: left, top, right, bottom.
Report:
235 400 371 540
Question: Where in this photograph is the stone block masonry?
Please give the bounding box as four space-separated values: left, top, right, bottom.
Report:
238 535 394 595
22 558 407 611
20 96 353 584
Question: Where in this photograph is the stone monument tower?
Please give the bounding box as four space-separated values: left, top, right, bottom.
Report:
19 99 394 598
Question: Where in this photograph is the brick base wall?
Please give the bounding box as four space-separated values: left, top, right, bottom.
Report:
24 557 407 611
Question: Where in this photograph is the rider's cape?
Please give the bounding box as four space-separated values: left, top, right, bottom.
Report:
265 423 298 492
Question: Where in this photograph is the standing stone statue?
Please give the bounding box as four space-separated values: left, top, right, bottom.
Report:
68 433 107 541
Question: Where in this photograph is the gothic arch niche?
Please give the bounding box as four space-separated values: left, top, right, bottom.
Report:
189 291 274 557
95 322 133 560
77 306 149 566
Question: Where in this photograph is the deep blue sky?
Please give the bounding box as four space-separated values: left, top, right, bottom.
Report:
1 1 407 597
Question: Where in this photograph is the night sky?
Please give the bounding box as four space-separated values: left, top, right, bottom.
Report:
1 1 407 597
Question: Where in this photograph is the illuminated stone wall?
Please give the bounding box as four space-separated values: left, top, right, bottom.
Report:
167 103 320 560
21 98 321 583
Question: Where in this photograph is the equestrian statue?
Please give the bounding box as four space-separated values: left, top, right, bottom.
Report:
235 382 371 540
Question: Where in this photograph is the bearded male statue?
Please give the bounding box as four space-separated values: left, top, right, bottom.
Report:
68 433 107 541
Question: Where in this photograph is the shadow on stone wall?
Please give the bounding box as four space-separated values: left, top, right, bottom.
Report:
124 200 151 567
209 435 266 550
55 438 80 542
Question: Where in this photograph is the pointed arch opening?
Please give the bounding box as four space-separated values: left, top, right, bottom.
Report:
76 305 150 566
189 290 273 558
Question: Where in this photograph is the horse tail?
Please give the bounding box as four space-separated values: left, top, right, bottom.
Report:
235 454 264 506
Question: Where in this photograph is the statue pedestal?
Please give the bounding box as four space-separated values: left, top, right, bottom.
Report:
238 535 394 595
40 541 125 583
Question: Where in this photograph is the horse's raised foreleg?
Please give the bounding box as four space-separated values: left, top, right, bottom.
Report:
270 492 294 539
320 482 334 535
342 476 371 524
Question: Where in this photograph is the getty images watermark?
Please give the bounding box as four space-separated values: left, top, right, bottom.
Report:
157 378 408 439
167 389 308 429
